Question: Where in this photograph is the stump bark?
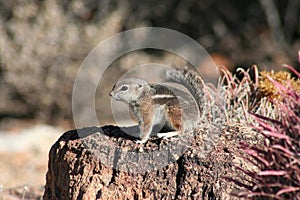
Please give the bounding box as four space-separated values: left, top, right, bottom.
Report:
43 125 253 200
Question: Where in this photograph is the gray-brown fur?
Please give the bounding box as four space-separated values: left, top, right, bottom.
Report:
166 68 206 115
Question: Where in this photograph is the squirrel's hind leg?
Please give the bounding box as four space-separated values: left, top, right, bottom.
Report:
156 131 179 139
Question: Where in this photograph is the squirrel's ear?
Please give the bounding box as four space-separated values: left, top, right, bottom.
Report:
138 83 143 89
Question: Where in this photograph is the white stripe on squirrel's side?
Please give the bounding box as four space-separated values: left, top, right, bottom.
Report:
151 94 175 99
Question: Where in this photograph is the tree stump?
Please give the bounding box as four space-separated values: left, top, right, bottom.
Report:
43 125 254 200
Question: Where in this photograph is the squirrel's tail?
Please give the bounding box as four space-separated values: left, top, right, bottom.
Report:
165 68 206 113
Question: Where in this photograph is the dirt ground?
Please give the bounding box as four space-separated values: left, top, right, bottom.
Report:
0 122 65 199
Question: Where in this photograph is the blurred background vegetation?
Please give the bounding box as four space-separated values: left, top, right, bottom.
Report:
0 0 299 128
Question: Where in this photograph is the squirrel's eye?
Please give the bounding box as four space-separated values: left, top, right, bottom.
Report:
120 85 128 91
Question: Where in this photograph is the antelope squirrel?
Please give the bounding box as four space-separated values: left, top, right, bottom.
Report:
109 68 206 144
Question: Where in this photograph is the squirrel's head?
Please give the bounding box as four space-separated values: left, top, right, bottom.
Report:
109 78 150 103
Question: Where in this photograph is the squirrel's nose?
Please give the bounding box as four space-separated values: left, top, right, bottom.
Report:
109 91 113 96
